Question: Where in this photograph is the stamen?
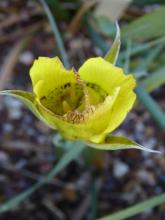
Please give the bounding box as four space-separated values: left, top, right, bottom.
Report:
64 110 85 123
70 86 76 103
76 73 90 108
62 100 71 113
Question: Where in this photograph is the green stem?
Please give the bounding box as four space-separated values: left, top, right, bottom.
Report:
39 0 70 68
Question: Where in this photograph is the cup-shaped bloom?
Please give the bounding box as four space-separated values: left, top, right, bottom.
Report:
0 56 161 152
28 56 136 143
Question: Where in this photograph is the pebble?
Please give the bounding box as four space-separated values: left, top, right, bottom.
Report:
113 160 129 178
19 51 34 65
4 96 22 120
136 170 156 186
136 121 145 133
3 123 13 132
0 151 10 165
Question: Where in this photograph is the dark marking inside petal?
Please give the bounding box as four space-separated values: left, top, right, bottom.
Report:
40 96 46 101
63 83 71 88
40 83 84 115
40 82 107 119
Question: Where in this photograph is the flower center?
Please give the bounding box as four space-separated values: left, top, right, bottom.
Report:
40 81 107 120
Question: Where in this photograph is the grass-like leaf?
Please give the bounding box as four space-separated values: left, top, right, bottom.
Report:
39 0 70 68
122 6 165 40
141 66 165 93
97 192 165 220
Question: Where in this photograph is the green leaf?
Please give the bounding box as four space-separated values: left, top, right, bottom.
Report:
119 37 165 60
39 0 69 68
97 192 165 220
134 45 163 73
122 38 165 131
0 143 86 213
140 66 165 92
86 135 160 153
122 7 165 40
104 22 121 65
0 90 56 129
135 85 165 131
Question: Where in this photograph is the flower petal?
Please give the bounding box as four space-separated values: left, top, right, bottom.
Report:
30 57 77 98
79 57 128 95
79 57 136 133
103 79 136 133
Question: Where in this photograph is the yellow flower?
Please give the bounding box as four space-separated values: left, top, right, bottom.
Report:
30 57 135 142
0 56 161 152
0 21 160 152
30 56 136 142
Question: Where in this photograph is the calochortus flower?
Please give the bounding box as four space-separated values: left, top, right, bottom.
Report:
0 26 159 153
0 56 158 152
29 56 136 143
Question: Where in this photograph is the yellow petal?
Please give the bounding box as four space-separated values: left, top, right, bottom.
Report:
30 57 77 98
79 57 136 133
89 133 106 143
79 57 126 95
103 80 136 133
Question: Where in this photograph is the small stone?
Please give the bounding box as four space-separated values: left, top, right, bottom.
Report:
4 96 22 120
3 123 13 132
35 121 50 133
136 170 156 186
0 151 10 165
19 51 34 65
63 184 78 202
136 121 145 133
113 160 129 178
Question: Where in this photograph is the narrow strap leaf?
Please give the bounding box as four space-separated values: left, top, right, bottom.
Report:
136 85 165 131
140 66 165 93
97 192 165 220
104 22 121 65
39 0 70 68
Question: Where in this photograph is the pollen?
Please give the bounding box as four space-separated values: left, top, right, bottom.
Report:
63 105 96 124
